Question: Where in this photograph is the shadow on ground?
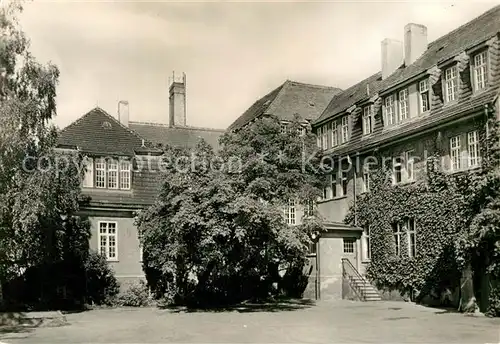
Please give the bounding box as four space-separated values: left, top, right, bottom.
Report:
163 298 316 313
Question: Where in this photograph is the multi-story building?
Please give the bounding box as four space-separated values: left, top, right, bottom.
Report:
312 5 500 300
57 74 224 289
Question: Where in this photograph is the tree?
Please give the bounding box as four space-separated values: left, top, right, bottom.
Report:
136 116 325 306
0 1 91 309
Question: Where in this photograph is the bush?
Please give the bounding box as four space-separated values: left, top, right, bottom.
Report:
84 251 120 305
486 286 500 317
116 280 151 307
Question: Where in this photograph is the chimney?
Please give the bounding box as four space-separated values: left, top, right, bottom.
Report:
169 71 186 127
381 38 404 80
404 23 428 67
118 100 129 127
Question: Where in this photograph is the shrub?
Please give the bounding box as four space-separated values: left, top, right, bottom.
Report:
116 280 151 307
84 251 120 305
486 286 500 317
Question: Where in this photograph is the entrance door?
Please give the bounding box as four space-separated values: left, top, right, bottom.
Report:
342 237 358 270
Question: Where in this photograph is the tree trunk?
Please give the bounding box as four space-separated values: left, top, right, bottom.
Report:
459 262 478 313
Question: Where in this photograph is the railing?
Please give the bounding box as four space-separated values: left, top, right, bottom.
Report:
341 258 368 301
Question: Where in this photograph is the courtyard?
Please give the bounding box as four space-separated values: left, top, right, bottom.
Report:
1 300 499 343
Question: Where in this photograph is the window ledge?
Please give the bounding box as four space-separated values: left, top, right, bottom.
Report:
442 100 458 108
446 166 482 175
317 195 348 204
471 88 488 97
362 259 371 264
306 253 317 258
107 259 119 263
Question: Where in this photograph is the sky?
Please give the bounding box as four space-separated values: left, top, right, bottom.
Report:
18 0 500 130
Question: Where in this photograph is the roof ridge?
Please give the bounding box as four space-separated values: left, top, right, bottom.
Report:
92 107 149 143
286 79 341 90
428 4 500 49
129 121 225 132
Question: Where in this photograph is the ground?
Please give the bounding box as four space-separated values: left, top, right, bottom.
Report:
1 300 499 343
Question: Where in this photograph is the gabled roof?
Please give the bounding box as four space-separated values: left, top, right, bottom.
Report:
228 80 342 130
316 4 500 124
129 122 225 150
58 107 145 156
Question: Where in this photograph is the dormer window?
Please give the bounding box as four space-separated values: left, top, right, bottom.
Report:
384 95 396 126
83 157 131 190
398 89 409 122
331 121 339 147
472 50 487 91
362 105 373 135
341 116 349 143
444 65 458 103
418 80 430 113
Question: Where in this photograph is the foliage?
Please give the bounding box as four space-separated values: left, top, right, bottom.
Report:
137 116 325 306
84 251 120 306
486 286 500 317
0 0 91 310
116 280 151 307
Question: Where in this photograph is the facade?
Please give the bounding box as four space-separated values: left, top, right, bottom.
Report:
57 75 225 289
312 5 500 300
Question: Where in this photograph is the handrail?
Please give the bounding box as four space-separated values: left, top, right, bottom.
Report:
341 258 368 301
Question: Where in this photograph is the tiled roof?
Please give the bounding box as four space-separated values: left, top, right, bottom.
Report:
316 4 500 124
58 107 145 156
228 80 342 130
129 122 225 151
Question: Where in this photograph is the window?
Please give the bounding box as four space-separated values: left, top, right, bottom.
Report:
280 123 287 134
343 238 355 253
326 122 332 148
331 121 338 147
450 135 461 171
107 160 118 189
384 95 396 126
298 126 306 137
473 51 487 91
139 243 143 262
419 79 430 113
393 157 402 184
467 131 480 168
408 219 416 258
405 150 415 182
304 199 315 217
316 127 322 148
341 172 348 196
322 125 328 150
95 158 106 188
362 106 373 135
331 173 337 198
392 222 402 256
308 242 317 255
341 116 349 143
283 199 296 225
393 220 416 257
362 170 370 193
444 66 458 102
119 161 131 189
98 222 117 261
398 89 409 122
82 157 94 188
363 226 371 260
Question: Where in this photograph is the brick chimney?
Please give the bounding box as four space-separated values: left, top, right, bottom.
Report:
118 100 129 127
404 23 428 67
381 39 404 80
169 72 186 127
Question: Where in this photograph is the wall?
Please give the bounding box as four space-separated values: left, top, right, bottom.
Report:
82 209 144 290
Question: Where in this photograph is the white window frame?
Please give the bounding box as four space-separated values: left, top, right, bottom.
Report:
95 158 106 188
304 199 315 218
444 66 458 103
283 199 296 225
280 123 287 134
384 95 395 126
316 126 322 148
362 170 370 193
363 226 371 260
450 135 461 171
82 157 94 188
331 121 338 147
343 238 355 254
341 116 349 143
98 221 118 261
119 160 131 190
398 89 409 122
362 106 373 135
340 172 348 196
467 131 480 168
405 150 415 182
473 51 487 92
139 243 143 262
331 173 337 198
107 160 118 189
298 126 306 137
393 222 402 256
407 219 416 258
322 124 328 150
419 79 430 113
392 157 403 185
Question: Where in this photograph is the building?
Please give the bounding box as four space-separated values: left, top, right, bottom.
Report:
312 5 500 300
57 74 225 289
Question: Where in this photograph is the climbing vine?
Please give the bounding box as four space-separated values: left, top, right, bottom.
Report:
345 103 500 313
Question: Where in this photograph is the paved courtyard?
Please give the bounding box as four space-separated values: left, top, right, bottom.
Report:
1 300 499 343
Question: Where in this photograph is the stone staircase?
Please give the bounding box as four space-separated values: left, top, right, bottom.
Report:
341 258 381 301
